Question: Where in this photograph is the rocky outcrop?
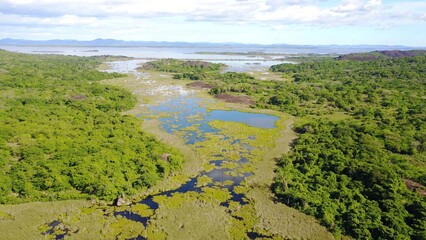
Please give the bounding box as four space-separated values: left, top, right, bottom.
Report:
115 194 131 206
161 153 171 162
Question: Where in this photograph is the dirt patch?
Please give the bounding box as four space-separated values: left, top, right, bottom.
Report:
186 81 213 89
214 93 255 105
404 179 426 196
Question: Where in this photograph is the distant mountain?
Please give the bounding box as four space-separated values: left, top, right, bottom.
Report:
0 38 424 51
0 38 241 47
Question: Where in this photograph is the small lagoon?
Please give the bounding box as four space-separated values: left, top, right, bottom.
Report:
207 110 279 129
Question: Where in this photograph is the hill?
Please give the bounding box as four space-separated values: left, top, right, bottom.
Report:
337 50 426 61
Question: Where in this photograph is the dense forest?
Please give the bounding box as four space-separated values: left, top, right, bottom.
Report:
270 55 426 239
0 50 183 204
146 54 426 239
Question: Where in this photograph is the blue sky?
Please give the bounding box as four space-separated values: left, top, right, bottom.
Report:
0 0 425 46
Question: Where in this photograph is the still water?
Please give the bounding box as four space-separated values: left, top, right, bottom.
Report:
0 45 291 72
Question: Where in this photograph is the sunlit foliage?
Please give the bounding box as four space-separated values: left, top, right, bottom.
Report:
0 50 183 203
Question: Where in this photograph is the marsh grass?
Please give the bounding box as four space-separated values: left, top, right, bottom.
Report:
0 210 13 220
0 200 89 239
147 200 230 240
110 217 145 239
246 188 335 240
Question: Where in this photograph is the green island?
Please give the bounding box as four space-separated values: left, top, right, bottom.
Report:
0 49 425 240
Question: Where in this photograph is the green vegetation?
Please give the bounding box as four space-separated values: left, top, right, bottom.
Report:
140 59 224 80
0 50 183 203
336 50 426 61
146 53 426 239
147 199 230 240
274 120 426 239
269 55 426 239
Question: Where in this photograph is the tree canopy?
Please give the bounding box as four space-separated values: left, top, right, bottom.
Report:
0 50 183 203
269 55 426 239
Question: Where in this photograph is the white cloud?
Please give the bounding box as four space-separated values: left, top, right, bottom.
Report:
48 15 99 26
0 0 425 38
0 13 100 27
256 5 323 22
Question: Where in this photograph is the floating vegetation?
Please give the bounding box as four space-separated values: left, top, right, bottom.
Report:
222 180 235 186
233 186 249 195
199 187 233 204
110 217 145 239
39 220 69 240
203 163 217 172
132 204 155 217
196 175 213 187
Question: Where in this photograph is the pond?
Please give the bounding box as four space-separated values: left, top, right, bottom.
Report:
207 110 279 129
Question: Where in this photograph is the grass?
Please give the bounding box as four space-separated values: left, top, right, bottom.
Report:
147 199 230 240
0 200 146 239
110 218 145 239
247 70 291 82
246 187 335 240
0 200 87 239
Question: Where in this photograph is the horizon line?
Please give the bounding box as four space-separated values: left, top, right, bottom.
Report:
1 38 426 48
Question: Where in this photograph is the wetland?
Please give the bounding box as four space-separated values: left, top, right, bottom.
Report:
97 59 332 239
0 51 331 239
2 48 424 240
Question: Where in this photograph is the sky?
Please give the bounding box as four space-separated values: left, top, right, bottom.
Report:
0 0 425 46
